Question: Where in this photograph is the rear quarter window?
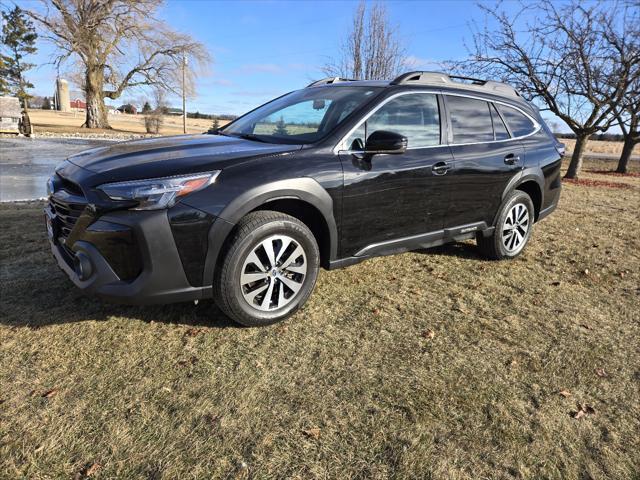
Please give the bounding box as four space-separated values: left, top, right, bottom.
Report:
496 104 536 137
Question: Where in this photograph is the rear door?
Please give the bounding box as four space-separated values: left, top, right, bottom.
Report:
338 92 453 257
444 94 525 229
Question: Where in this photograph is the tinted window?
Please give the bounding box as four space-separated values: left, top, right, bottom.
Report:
344 123 366 150
496 104 536 137
490 104 510 140
344 93 440 150
447 96 493 143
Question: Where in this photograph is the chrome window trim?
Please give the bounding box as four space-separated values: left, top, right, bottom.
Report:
333 89 541 154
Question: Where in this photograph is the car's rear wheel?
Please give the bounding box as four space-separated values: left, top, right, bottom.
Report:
477 190 534 260
213 210 319 326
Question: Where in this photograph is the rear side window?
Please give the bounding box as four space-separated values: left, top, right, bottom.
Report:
496 104 536 137
490 104 510 140
446 96 493 143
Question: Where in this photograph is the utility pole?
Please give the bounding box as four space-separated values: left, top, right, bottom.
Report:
182 54 187 134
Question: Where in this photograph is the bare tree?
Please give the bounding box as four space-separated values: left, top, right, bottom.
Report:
28 0 210 129
459 0 638 179
609 5 640 174
613 75 640 173
144 88 165 134
324 1 406 80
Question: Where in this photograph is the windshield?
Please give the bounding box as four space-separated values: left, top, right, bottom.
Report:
219 87 382 144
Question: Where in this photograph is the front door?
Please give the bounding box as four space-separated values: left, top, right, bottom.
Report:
337 92 453 257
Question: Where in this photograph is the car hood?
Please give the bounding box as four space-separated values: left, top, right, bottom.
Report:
66 134 302 182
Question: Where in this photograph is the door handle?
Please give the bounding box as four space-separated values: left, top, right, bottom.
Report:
504 153 520 165
432 162 450 175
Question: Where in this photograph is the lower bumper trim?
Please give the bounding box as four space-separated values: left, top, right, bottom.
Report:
49 236 209 306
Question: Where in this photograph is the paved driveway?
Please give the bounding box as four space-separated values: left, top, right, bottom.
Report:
0 137 113 201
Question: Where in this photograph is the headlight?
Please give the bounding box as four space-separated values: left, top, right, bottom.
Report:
98 171 221 210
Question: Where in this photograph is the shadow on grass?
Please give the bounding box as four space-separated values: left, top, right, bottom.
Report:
0 262 237 330
1 218 481 330
415 241 483 260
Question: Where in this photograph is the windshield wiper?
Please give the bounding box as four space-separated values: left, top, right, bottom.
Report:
236 133 270 143
209 129 231 136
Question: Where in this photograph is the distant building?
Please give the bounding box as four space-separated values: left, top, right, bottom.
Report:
70 98 87 110
0 96 22 134
54 79 70 112
166 107 183 116
117 104 137 114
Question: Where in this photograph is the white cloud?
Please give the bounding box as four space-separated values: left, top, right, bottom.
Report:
402 56 442 70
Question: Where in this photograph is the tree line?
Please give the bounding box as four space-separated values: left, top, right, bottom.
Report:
2 0 638 177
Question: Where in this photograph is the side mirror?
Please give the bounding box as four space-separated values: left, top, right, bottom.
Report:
313 99 326 110
365 130 407 155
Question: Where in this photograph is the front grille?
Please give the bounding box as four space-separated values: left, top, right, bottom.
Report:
49 179 87 241
50 195 86 239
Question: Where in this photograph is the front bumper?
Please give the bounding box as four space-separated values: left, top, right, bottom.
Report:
47 206 212 305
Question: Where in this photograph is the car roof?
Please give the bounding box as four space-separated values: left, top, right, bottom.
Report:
306 72 534 113
307 72 517 97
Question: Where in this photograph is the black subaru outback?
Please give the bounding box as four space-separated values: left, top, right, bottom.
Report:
46 71 562 326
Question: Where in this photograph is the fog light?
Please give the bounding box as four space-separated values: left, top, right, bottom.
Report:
74 252 93 281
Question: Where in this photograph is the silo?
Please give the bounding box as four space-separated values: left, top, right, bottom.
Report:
56 79 70 112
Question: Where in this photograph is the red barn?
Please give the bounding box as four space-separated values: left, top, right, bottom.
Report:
70 98 86 109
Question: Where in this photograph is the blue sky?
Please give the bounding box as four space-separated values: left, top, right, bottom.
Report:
17 0 564 128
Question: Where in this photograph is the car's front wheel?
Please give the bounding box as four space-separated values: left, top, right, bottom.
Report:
477 190 534 260
213 210 319 326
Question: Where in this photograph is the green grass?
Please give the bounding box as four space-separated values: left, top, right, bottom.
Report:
1 159 639 479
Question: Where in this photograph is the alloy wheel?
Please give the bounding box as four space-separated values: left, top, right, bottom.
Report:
502 203 530 253
240 234 308 311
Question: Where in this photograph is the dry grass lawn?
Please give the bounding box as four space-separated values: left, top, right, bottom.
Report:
28 110 229 136
562 138 640 156
1 158 639 479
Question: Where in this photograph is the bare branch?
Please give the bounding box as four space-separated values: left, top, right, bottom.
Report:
455 0 637 178
323 1 406 80
27 0 211 129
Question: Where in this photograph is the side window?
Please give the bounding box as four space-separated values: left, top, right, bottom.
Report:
490 104 510 140
343 93 440 150
496 104 536 137
344 124 366 150
367 94 440 149
446 95 494 143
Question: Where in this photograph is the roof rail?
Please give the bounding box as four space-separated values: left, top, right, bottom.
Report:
306 77 355 88
449 74 486 85
391 71 450 85
390 71 520 98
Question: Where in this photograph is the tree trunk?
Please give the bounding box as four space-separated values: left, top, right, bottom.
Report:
21 107 32 136
564 133 589 179
84 66 110 129
616 136 637 174
20 98 33 136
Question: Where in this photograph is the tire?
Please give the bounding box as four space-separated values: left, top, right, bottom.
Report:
213 210 320 327
477 190 534 260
